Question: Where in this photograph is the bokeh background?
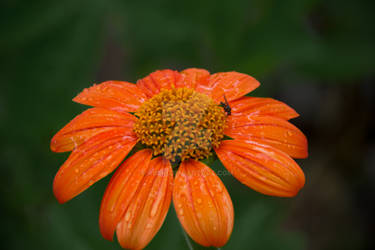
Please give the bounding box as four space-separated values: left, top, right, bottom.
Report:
1 0 374 249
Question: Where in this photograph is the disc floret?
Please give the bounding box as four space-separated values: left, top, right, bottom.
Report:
134 88 227 163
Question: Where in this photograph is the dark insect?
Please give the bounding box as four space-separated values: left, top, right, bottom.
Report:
220 95 231 116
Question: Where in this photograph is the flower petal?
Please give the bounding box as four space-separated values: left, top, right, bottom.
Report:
73 81 147 112
136 69 182 97
53 128 137 203
99 149 152 241
177 68 210 89
51 108 136 152
215 140 305 197
225 115 308 159
173 160 234 247
229 96 299 120
99 150 173 249
196 72 260 103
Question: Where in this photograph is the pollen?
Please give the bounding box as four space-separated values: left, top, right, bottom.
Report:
134 88 227 163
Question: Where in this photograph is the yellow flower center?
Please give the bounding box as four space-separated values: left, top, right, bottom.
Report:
134 88 227 163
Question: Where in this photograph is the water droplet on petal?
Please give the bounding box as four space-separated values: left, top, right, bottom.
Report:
197 198 202 204
150 205 158 217
216 184 223 193
125 211 131 222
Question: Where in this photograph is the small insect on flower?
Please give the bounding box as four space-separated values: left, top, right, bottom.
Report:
50 68 308 250
220 95 232 116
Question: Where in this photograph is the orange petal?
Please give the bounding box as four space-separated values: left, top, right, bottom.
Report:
99 149 153 241
51 108 136 152
73 81 147 112
229 96 299 120
53 128 137 203
225 115 308 159
173 160 234 247
177 68 210 89
215 140 305 197
196 72 260 103
136 69 182 97
99 150 173 249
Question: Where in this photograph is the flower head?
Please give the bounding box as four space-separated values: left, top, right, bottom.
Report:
51 68 307 249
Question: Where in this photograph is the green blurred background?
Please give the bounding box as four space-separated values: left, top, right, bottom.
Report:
1 0 374 249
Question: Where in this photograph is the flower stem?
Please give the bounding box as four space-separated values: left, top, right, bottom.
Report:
180 226 194 250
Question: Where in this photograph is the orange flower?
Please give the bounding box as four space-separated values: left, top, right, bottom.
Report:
51 68 307 249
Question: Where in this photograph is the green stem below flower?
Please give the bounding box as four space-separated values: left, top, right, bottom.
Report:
180 225 194 250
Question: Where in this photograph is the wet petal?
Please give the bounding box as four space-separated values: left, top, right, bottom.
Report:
99 150 173 249
99 150 152 241
53 128 137 203
215 140 305 197
196 72 260 103
177 68 210 89
73 81 147 112
225 115 308 159
136 69 182 97
173 160 234 247
51 108 136 152
229 96 299 120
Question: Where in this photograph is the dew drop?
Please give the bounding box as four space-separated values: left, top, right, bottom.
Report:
213 226 217 231
125 211 131 222
197 198 202 204
74 168 79 173
178 209 184 216
216 184 223 193
287 131 293 136
150 205 158 217
146 223 152 229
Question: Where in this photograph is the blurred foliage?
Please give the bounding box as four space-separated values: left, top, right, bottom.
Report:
0 0 374 249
